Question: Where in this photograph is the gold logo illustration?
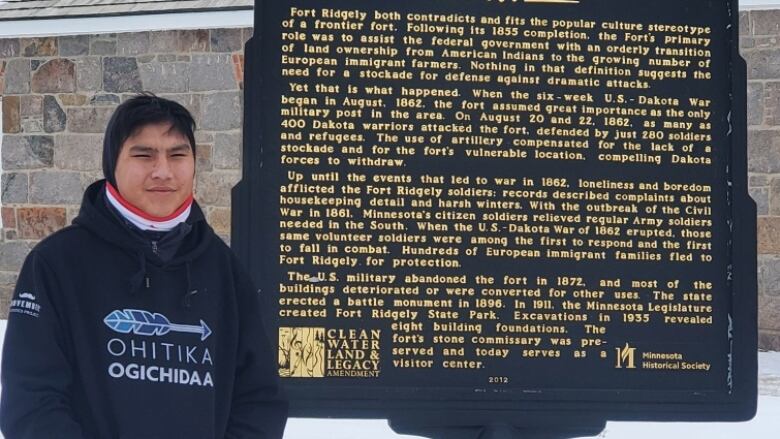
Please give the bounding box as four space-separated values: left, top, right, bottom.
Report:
278 327 325 378
615 343 637 369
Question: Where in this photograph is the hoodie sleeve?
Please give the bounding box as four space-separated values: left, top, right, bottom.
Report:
0 251 85 439
225 265 288 439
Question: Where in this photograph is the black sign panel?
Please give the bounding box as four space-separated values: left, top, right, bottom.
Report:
233 0 756 429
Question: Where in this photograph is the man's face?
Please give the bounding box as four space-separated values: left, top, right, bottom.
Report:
114 122 195 218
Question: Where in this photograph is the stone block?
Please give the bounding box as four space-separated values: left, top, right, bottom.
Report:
196 132 213 143
16 207 67 240
740 11 750 36
242 28 254 45
80 173 104 193
150 31 178 53
89 94 120 106
196 143 213 172
117 32 150 56
20 95 42 117
103 57 141 93
762 82 780 126
21 37 57 57
189 54 236 91
29 171 84 204
75 57 102 91
771 178 780 216
196 171 240 207
66 206 80 225
210 29 243 53
2 208 16 229
214 131 242 169
759 330 780 351
232 54 244 87
21 119 43 133
745 49 780 80
157 54 177 62
138 62 189 93
31 59 76 94
201 92 242 130
58 94 88 107
1 173 28 203
43 96 66 133
54 134 103 171
2 95 21 134
178 30 209 52
90 38 116 56
4 59 31 94
748 130 780 173
208 207 231 235
748 82 763 126
2 136 53 169
67 107 115 133
740 36 755 50
751 186 769 216
0 271 18 317
0 39 19 57
759 293 780 331
752 10 780 35
753 36 779 49
0 241 33 272
58 35 89 56
750 174 770 187
758 218 780 254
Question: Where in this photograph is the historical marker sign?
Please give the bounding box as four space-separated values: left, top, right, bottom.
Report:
233 0 756 433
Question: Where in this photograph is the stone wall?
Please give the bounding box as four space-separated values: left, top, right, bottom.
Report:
1 11 780 350
0 29 252 313
743 10 780 350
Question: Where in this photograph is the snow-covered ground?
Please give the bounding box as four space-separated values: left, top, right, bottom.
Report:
284 370 780 439
0 319 777 438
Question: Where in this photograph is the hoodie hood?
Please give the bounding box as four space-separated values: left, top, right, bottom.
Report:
73 180 214 301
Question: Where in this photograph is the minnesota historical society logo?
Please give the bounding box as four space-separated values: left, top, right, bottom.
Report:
103 309 214 387
278 327 380 378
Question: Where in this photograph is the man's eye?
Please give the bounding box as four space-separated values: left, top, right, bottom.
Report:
132 154 152 158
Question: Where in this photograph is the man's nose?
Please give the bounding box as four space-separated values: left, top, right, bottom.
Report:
151 156 173 179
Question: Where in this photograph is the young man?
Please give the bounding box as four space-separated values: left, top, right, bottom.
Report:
0 95 288 438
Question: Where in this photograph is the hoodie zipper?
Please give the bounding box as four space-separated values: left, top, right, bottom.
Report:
151 240 159 255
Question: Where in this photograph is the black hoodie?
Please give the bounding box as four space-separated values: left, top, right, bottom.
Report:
1 181 287 438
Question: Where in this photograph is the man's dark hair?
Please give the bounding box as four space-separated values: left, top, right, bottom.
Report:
102 93 197 188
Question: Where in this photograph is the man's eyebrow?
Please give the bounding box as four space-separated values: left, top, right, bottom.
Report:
127 145 155 153
126 144 192 153
169 144 192 153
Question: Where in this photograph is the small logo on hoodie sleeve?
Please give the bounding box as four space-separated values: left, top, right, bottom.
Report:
10 291 41 318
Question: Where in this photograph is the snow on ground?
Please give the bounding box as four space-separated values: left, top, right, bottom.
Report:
0 319 777 438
